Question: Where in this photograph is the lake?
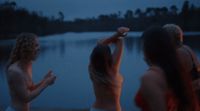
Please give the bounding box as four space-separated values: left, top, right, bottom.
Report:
0 32 200 111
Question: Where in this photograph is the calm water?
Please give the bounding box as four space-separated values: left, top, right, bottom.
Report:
0 32 200 111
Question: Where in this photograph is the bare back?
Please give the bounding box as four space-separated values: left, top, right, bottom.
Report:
140 66 169 111
89 66 123 110
176 45 194 73
6 62 33 111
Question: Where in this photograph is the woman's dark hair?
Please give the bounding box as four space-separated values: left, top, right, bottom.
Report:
142 26 190 108
90 44 112 76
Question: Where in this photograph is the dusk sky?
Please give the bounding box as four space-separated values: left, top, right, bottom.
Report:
1 0 200 20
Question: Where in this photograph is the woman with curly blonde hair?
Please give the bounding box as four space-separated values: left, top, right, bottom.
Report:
6 33 56 111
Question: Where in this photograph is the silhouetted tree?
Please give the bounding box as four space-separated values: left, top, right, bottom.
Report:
58 11 64 21
135 8 142 18
181 0 190 16
1 0 200 39
181 0 190 30
145 8 154 16
124 10 134 19
160 7 168 16
170 5 178 15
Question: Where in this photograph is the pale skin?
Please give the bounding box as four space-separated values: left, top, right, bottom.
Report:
138 25 200 111
140 68 198 111
90 27 129 111
177 45 200 91
6 37 56 111
140 66 168 111
140 48 200 111
177 45 200 73
165 24 200 90
97 27 129 73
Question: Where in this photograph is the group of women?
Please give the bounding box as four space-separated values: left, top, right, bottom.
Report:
5 24 200 111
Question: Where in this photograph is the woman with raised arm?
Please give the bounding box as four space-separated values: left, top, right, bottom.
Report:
6 33 56 111
89 27 129 111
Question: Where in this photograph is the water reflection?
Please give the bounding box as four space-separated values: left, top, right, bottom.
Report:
124 37 143 55
184 36 200 54
0 42 13 80
38 36 143 58
1 35 200 67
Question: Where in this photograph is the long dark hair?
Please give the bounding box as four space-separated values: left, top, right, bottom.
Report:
90 44 113 76
142 26 190 108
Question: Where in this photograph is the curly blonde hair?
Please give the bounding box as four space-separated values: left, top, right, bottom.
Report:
8 33 38 67
163 24 183 46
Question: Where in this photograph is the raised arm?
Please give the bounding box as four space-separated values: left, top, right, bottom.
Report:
97 27 129 72
98 27 129 45
97 32 119 45
8 70 56 103
112 27 129 72
112 38 123 72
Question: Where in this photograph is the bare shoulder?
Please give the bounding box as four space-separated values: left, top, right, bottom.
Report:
7 63 24 80
180 45 197 57
177 46 194 68
142 68 164 83
141 70 158 87
182 45 193 51
141 67 167 91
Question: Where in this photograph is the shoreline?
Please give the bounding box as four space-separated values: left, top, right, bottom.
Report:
0 31 200 41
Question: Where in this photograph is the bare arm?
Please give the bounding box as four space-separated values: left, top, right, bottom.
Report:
98 27 129 72
112 39 123 72
8 70 55 103
176 47 193 73
29 79 45 91
97 32 119 45
140 73 167 111
183 45 200 71
31 70 55 90
98 27 129 45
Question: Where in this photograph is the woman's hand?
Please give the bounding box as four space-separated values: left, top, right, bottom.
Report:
117 27 130 37
97 27 130 45
43 70 56 86
44 70 52 79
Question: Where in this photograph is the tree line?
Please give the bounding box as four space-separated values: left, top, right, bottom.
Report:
0 0 200 39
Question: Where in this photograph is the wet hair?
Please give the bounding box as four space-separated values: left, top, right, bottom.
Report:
7 33 38 67
142 26 190 108
90 44 112 76
163 24 183 46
